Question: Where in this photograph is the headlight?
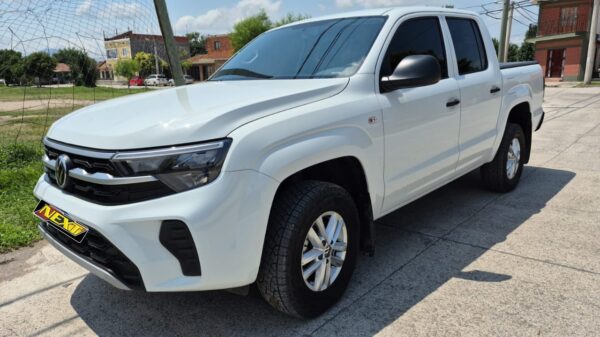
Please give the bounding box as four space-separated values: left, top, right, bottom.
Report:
112 139 231 192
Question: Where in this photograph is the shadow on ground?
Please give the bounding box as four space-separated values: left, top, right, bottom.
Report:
70 166 575 337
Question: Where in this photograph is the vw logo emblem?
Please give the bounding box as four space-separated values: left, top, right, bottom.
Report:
55 154 72 189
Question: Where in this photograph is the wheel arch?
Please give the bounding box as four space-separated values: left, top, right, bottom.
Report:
506 102 532 163
272 156 376 255
493 84 534 164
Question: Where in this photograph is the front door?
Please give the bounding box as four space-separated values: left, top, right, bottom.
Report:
379 16 461 212
547 49 565 78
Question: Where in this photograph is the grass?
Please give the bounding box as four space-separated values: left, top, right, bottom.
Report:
0 86 148 252
575 82 600 87
0 85 151 102
0 143 43 253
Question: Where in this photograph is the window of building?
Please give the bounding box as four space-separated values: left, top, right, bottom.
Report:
560 7 578 30
446 18 488 75
381 17 448 78
106 48 117 59
214 40 221 50
122 48 129 57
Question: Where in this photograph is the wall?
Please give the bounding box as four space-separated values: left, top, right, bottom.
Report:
534 36 585 80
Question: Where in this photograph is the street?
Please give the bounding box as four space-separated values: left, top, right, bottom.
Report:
1 86 599 337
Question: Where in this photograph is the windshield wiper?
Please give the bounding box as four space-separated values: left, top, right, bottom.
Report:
212 68 273 80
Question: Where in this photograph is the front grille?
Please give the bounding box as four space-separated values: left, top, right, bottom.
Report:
44 144 176 205
41 221 145 290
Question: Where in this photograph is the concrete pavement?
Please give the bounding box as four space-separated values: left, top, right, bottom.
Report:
1 87 600 337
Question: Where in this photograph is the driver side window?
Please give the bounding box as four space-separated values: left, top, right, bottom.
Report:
381 17 448 79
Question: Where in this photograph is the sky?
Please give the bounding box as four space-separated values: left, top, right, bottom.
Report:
166 0 539 44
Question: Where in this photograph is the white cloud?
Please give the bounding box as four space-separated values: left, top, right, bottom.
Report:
76 0 92 16
335 0 445 9
318 3 327 11
174 0 282 34
98 3 144 19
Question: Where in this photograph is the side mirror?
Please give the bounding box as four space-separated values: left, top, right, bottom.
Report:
380 54 441 93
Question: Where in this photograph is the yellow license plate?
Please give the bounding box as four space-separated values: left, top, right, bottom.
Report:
33 201 88 242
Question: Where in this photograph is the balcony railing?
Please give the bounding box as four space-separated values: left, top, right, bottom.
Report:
538 18 589 36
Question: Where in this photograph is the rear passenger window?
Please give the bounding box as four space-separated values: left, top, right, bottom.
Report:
446 18 488 75
381 17 448 79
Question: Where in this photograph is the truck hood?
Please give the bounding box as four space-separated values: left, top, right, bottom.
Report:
47 78 349 149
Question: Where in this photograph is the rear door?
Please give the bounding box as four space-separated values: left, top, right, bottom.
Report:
444 17 503 171
379 16 461 212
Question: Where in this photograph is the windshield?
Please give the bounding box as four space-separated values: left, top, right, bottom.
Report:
211 16 386 81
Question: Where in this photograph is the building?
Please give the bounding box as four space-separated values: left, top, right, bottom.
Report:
103 31 190 81
187 34 234 81
53 63 71 84
528 0 600 81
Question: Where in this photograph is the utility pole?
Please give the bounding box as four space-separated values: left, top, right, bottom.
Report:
498 0 510 62
153 0 184 86
503 2 515 62
584 0 599 84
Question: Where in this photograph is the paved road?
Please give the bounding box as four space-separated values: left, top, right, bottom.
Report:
1 87 600 337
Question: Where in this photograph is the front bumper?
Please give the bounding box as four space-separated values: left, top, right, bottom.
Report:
39 223 131 290
34 170 278 292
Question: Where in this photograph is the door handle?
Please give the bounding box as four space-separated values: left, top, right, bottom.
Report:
490 86 501 94
446 98 460 107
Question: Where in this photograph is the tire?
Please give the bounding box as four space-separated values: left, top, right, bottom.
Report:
481 123 526 192
257 180 360 318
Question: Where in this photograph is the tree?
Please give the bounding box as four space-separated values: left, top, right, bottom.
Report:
230 10 272 51
507 43 520 62
492 38 519 62
518 24 537 62
181 60 192 74
23 52 56 86
272 13 310 28
54 48 98 87
114 59 140 87
187 32 207 56
134 51 156 77
0 49 23 85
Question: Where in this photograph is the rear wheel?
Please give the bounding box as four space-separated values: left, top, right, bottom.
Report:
481 123 526 192
257 180 359 318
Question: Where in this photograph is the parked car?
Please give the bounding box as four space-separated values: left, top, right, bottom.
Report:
144 74 168 86
168 75 194 86
34 7 544 318
129 76 144 87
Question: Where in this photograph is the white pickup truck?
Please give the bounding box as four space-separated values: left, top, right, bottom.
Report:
34 7 544 317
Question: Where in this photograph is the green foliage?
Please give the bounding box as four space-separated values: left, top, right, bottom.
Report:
507 43 520 62
0 143 43 252
518 42 535 61
273 13 310 28
230 10 272 51
525 24 538 40
492 38 533 62
519 24 537 62
134 51 156 77
0 143 40 169
181 60 192 73
22 51 56 86
54 48 98 87
114 58 140 86
0 49 24 85
187 32 207 56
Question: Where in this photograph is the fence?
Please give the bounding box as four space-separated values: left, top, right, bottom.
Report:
0 0 175 147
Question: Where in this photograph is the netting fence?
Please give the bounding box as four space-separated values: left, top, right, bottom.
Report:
0 0 177 147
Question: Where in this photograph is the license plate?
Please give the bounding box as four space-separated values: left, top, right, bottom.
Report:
33 201 88 242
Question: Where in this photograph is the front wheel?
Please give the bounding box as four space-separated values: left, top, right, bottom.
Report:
481 123 526 192
257 180 359 318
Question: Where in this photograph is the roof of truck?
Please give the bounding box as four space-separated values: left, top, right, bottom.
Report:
277 6 477 28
